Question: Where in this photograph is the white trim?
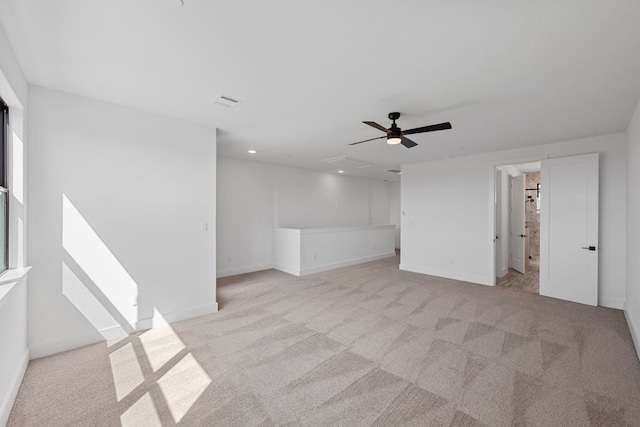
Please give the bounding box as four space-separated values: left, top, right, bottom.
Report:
30 326 126 360
489 155 550 285
277 225 395 235
0 348 28 426
399 263 493 286
299 225 395 235
0 267 30 310
298 252 395 276
490 154 550 169
497 267 509 278
217 263 274 278
135 302 218 330
273 263 299 276
624 303 640 363
30 302 219 359
599 297 624 310
0 266 31 286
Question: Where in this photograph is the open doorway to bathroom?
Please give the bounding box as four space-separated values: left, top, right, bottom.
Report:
495 162 540 294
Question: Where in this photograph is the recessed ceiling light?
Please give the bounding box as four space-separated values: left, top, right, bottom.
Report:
248 150 257 154
338 170 344 174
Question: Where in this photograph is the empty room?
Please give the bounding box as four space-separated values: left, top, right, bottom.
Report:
1 1 640 426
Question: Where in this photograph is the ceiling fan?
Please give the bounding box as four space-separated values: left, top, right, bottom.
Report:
349 112 452 148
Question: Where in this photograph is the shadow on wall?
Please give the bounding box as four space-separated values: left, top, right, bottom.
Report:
59 194 212 423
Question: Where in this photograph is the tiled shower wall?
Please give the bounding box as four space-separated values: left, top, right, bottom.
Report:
525 172 540 260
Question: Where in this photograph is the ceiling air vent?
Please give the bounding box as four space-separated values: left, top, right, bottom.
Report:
387 169 402 174
213 94 241 108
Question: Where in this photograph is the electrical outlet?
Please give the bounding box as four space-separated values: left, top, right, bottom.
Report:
313 254 317 261
201 222 209 232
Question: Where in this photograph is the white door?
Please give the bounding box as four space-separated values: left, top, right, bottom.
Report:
540 153 599 306
510 175 526 274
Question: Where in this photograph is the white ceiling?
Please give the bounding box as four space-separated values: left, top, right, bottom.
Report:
2 1 640 181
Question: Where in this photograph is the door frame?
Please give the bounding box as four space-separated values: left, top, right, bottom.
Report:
489 155 548 286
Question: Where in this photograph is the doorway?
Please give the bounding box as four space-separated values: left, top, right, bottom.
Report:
493 154 599 306
495 162 541 294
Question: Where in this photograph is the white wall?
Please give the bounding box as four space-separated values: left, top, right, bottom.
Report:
217 158 276 277
217 157 393 277
274 225 395 276
0 276 28 426
0 25 27 109
401 133 627 309
626 99 640 355
273 228 300 276
275 166 370 228
369 180 391 226
27 87 217 358
0 21 29 426
299 226 395 275
390 181 401 249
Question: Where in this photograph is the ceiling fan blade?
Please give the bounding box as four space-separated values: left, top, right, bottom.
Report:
363 121 391 134
402 122 452 135
401 136 418 148
348 135 386 146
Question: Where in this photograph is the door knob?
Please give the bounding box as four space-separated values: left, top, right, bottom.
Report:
519 234 527 238
581 246 596 251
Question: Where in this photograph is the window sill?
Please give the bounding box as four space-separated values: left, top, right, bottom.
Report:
0 266 31 286
0 266 31 308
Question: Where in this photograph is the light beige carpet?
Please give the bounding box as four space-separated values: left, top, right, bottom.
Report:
9 254 640 426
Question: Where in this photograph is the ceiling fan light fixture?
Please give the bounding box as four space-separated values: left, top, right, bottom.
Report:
349 112 451 148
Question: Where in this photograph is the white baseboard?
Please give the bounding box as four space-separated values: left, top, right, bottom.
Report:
273 263 300 276
624 303 640 362
30 302 219 360
497 267 509 279
399 264 493 286
135 302 218 330
30 329 110 360
299 252 396 276
217 263 274 278
599 297 625 310
0 349 29 426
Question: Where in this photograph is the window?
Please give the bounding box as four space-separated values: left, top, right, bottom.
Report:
0 96 8 273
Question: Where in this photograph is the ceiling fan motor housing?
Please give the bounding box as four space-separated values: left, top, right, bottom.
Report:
389 124 401 137
388 112 402 136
